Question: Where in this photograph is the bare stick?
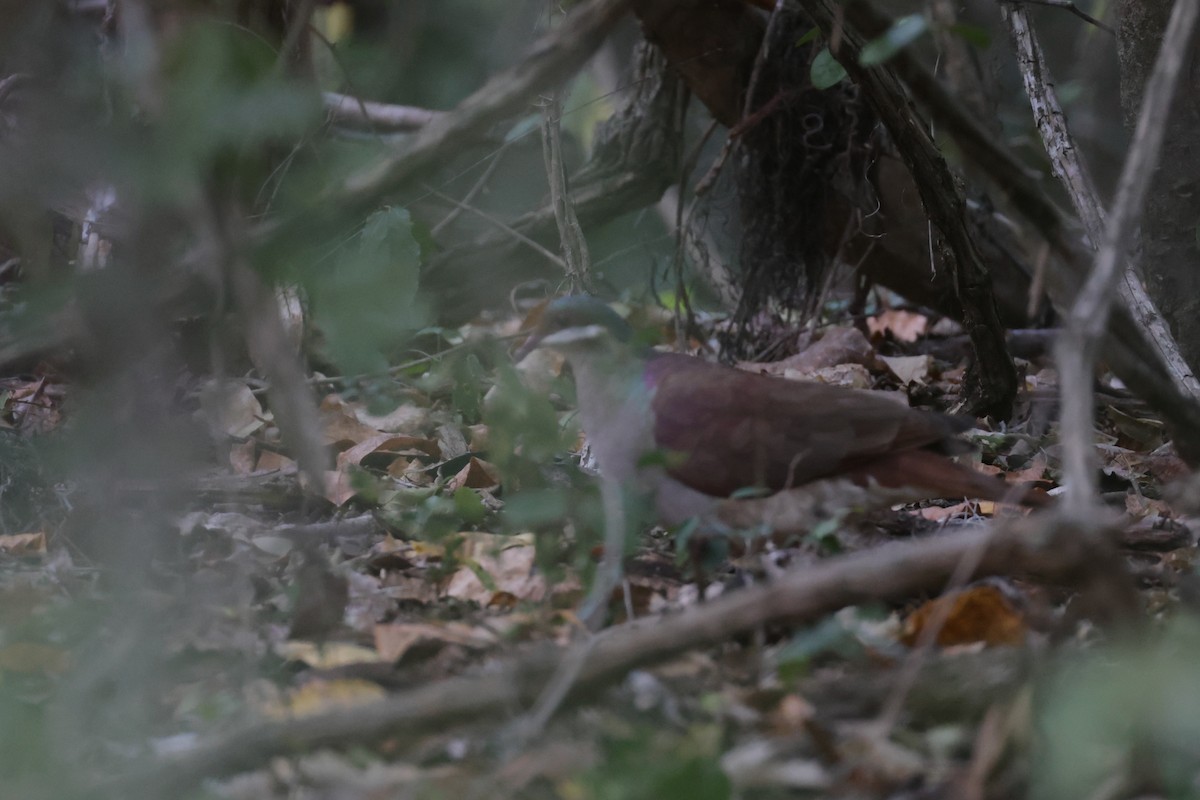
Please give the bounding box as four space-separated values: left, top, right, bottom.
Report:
322 92 443 133
332 0 635 216
100 512 1128 797
1055 0 1200 515
875 526 992 734
541 92 593 292
422 185 568 272
430 141 512 236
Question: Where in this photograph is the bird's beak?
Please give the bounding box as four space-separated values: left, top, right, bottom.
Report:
514 324 608 362
513 330 545 362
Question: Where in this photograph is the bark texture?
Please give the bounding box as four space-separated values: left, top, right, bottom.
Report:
1116 0 1200 373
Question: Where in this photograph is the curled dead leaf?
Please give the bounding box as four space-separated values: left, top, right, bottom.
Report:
448 457 500 490
901 584 1026 648
373 621 496 663
867 309 929 342
0 531 46 556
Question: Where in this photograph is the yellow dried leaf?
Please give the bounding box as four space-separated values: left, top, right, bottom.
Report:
0 642 70 674
0 532 46 556
901 584 1026 647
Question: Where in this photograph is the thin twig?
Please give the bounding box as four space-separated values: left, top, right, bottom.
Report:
1016 0 1116 35
540 91 593 292
1055 0 1200 515
875 526 994 734
328 0 635 222
431 141 512 236
275 0 316 73
501 634 599 755
422 185 568 272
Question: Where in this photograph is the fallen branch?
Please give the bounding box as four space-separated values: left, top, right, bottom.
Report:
325 0 635 222
322 92 443 133
101 511 1132 796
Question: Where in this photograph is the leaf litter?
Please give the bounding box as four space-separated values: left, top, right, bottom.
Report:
1 301 1198 798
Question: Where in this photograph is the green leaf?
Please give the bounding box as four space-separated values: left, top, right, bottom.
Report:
503 490 568 528
777 616 864 680
859 14 929 66
729 485 771 500
810 47 848 89
807 515 844 554
795 26 821 47
452 488 487 525
309 206 427 375
949 22 991 49
158 22 319 182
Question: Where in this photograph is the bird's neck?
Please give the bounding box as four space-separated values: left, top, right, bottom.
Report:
564 345 652 482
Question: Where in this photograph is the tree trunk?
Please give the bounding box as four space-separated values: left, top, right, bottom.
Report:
1116 0 1200 374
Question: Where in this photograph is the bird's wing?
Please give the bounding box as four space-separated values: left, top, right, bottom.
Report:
644 353 962 497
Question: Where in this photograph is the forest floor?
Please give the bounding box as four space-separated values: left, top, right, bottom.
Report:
1 301 1196 799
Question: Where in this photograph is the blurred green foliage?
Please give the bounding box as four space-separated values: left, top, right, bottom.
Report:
303 206 427 374
1034 617 1200 798
576 725 731 800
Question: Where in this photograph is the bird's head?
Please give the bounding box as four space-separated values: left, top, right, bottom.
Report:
515 296 632 361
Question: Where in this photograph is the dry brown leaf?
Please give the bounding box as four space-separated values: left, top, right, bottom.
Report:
867 310 929 342
914 502 973 522
801 363 873 389
355 403 431 435
447 457 500 490
386 456 417 478
1097 444 1150 482
320 395 384 447
373 621 496 662
275 640 381 668
199 379 264 439
381 573 440 604
255 449 296 472
229 439 258 474
1146 446 1190 484
901 584 1026 647
1009 456 1047 485
1125 494 1173 518
879 354 931 386
1106 406 1166 452
467 424 490 451
6 378 63 434
337 432 439 468
264 678 385 719
443 532 545 603
321 469 357 506
0 531 46 556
